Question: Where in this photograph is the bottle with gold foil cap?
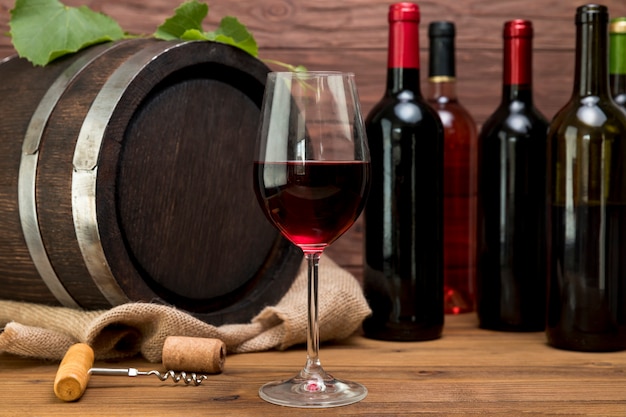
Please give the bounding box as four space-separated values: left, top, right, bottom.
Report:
427 21 478 315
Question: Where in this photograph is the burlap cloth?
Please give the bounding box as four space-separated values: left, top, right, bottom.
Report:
0 256 370 362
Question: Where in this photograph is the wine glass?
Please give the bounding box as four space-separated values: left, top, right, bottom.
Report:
253 71 370 408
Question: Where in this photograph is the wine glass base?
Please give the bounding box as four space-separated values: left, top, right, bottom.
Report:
259 374 367 408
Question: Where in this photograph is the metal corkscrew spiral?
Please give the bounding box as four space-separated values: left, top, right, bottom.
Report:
88 367 208 386
144 370 208 385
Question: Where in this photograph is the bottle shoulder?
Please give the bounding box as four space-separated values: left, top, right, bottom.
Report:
548 96 626 137
479 100 549 139
429 99 474 119
371 90 427 106
433 103 477 134
366 92 442 127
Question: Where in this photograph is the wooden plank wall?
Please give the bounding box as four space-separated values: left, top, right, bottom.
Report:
2 0 626 125
1 0 625 276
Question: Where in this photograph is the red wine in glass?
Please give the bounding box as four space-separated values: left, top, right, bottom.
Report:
254 160 370 250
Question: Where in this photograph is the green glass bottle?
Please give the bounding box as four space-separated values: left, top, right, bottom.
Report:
546 4 626 352
610 17 626 108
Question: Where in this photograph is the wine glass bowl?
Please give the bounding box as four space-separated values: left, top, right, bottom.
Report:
253 71 370 407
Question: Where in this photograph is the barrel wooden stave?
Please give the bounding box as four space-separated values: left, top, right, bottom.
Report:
0 54 84 306
36 41 146 309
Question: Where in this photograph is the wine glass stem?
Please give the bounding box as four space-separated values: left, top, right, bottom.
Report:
304 251 323 375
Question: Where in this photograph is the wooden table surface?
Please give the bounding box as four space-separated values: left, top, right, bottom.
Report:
1 313 625 416
1 226 625 416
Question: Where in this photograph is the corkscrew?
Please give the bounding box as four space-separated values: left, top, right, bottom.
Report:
87 366 208 385
54 338 226 402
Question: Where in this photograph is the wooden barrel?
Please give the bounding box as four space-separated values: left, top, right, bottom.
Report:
0 39 302 325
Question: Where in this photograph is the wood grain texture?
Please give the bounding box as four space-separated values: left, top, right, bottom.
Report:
1 0 626 125
1 3 625 414
1 313 625 416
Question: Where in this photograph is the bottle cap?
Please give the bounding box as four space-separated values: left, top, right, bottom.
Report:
388 2 420 23
429 21 455 38
610 17 626 75
504 19 533 38
428 21 456 78
502 20 533 85
387 2 420 69
576 4 608 24
610 17 626 34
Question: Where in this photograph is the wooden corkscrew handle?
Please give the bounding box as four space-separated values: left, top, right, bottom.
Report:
53 343 94 402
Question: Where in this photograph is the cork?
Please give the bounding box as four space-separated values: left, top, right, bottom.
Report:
162 336 226 374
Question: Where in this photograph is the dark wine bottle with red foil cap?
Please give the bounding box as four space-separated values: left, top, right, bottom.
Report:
362 2 445 341
427 21 478 315
476 20 548 331
610 17 626 109
546 4 626 352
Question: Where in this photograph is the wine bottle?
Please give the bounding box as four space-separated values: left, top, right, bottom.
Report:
427 21 478 315
546 4 626 352
610 17 626 108
362 2 445 341
476 20 548 331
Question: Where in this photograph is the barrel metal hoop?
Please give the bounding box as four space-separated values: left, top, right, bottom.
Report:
18 42 125 309
72 40 186 306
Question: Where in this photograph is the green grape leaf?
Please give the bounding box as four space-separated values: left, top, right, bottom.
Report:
9 0 125 66
156 2 258 57
179 29 208 41
205 17 258 57
154 0 208 41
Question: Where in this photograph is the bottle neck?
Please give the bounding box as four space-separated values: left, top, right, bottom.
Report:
574 10 610 98
502 84 533 103
386 68 421 95
428 24 457 101
502 33 533 102
428 77 458 101
386 18 421 94
388 19 420 69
